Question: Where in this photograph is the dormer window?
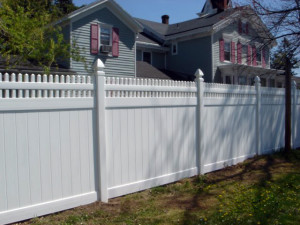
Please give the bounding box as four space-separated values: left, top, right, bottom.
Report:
239 20 248 35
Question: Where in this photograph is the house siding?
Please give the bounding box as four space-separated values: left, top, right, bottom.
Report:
166 36 212 82
136 50 142 61
71 7 136 76
152 52 165 69
212 21 270 82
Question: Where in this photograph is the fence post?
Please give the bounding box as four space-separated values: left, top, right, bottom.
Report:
94 59 108 203
195 69 204 175
255 76 262 155
292 81 297 149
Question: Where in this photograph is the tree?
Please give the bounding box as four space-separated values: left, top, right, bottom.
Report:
243 0 300 152
54 0 79 17
271 38 300 76
247 0 300 55
0 0 83 72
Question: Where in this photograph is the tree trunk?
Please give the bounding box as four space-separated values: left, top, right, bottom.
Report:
285 56 292 152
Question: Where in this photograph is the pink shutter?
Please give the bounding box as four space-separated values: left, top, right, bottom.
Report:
237 43 242 64
247 45 252 66
231 41 236 63
219 39 225 62
246 23 249 35
238 20 242 34
90 24 99 55
112 27 119 57
262 48 266 68
252 46 257 66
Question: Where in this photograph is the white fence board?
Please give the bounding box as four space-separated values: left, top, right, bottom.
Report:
4 113 19 210
49 112 63 200
15 114 31 208
70 111 82 195
27 113 42 205
0 114 7 212
39 112 53 202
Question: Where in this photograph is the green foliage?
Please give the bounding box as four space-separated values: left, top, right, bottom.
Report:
0 0 83 72
54 0 79 17
271 38 299 76
210 174 300 225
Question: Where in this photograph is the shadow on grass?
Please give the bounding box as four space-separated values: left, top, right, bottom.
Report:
180 150 300 225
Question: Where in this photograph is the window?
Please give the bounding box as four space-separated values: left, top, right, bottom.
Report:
269 79 275 87
100 27 111 46
242 45 248 64
143 52 151 64
224 42 231 61
256 48 262 66
239 20 248 35
172 42 178 55
242 22 247 34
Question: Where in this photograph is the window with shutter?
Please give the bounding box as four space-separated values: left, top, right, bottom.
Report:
224 41 231 61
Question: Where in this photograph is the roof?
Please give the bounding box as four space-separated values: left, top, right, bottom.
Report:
0 56 76 74
56 0 142 32
136 32 161 45
136 61 194 81
135 8 236 39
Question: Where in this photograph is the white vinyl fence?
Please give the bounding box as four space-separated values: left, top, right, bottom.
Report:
0 60 299 224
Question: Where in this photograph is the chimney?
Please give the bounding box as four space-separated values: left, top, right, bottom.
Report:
212 0 229 12
223 0 228 10
161 15 169 24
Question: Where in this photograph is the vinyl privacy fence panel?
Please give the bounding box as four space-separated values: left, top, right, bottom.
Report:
0 65 300 224
0 73 97 224
261 88 285 153
104 78 198 198
202 84 257 173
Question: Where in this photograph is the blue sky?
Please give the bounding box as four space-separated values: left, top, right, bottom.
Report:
73 0 205 23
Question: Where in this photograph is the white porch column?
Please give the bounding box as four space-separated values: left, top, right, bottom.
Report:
94 59 108 202
195 69 205 174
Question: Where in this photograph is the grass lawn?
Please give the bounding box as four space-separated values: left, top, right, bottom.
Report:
19 150 300 225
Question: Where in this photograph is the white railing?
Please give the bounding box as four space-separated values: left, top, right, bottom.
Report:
0 73 93 99
105 77 197 98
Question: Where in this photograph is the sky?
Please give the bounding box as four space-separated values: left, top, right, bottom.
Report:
73 0 206 23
